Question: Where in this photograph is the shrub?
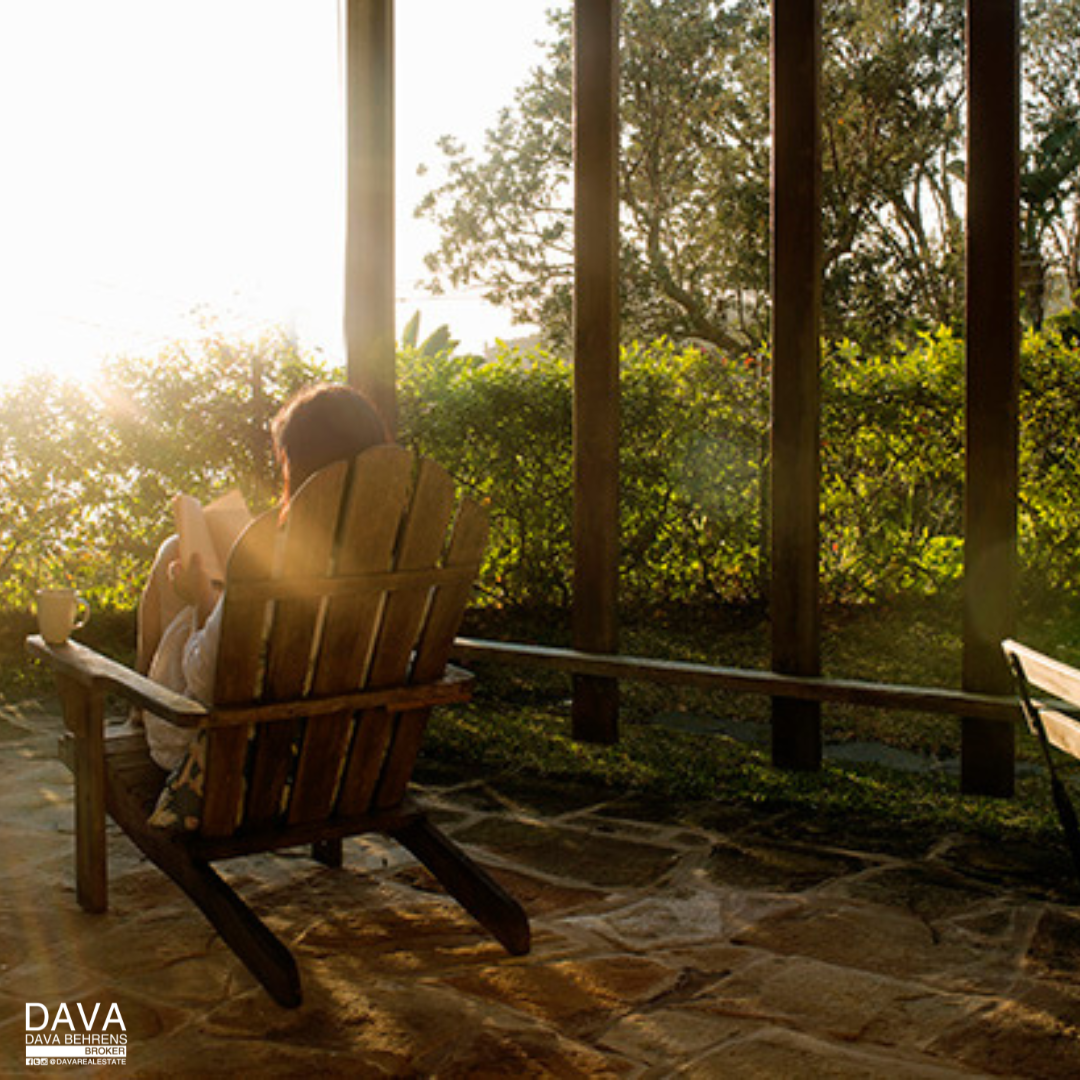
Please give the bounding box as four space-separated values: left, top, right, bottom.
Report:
821 329 965 601
398 343 574 606
403 319 1080 607
1018 321 1080 590
0 330 333 610
3 316 1079 614
399 339 769 607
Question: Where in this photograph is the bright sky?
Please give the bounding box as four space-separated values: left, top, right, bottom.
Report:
0 0 557 382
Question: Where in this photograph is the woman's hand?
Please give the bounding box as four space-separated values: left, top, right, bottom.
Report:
168 554 221 629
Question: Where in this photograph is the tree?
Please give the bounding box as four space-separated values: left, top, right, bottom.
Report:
0 329 335 610
95 329 333 533
418 1 772 353
420 1 1079 351
0 374 101 604
821 0 966 341
1022 0 1080 324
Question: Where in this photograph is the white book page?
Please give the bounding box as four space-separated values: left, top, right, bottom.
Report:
173 494 226 582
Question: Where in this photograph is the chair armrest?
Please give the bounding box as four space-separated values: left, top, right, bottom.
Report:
26 635 208 728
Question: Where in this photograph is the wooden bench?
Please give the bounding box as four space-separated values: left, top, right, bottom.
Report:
1002 639 1080 881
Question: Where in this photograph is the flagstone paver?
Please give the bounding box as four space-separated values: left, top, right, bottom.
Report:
2 697 1080 1078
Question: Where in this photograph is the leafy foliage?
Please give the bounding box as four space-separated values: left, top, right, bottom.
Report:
822 0 966 340
4 320 1080 614
419 1 1078 351
398 319 1080 608
418 1 774 352
1022 0 1080 319
821 329 965 600
398 342 574 606
0 330 333 610
1018 321 1080 588
397 339 771 607
0 374 102 601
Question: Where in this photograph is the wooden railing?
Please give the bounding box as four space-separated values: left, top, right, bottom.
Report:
451 637 1020 751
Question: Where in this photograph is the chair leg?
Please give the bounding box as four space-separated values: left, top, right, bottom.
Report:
392 816 530 956
312 838 343 868
58 679 108 914
177 858 302 1008
1049 774 1080 884
165 849 301 1007
118 824 301 1007
99 734 302 1007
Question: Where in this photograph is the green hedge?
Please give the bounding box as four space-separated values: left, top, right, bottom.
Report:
398 339 769 606
399 322 1080 607
2 319 1079 612
0 331 330 610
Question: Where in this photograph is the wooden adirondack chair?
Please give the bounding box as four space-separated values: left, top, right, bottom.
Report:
26 445 529 1007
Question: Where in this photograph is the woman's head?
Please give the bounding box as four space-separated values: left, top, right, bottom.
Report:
271 383 390 504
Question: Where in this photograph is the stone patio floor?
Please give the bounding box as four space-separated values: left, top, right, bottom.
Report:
3 696 1080 1078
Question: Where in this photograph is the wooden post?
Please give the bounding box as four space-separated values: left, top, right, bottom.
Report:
770 0 823 770
344 0 397 435
962 0 1020 796
571 0 621 744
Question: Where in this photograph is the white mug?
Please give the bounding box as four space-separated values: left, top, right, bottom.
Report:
36 588 91 645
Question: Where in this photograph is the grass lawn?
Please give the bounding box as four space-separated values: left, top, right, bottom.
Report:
434 593 1080 848
5 594 1080 851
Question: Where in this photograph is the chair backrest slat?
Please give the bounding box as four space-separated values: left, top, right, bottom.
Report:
1002 639 1080 883
334 707 395 817
288 447 412 824
1004 640 1080 710
367 458 457 688
336 457 457 816
244 462 348 828
264 462 348 696
202 512 279 837
311 446 413 694
412 497 489 684
369 497 490 811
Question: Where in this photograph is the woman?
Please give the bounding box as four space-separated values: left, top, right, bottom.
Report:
138 382 390 770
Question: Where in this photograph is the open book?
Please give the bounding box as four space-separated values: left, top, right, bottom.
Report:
172 489 253 584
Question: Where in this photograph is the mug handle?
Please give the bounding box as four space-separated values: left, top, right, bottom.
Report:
72 596 91 632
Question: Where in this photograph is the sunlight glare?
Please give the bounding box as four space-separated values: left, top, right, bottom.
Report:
0 1 554 386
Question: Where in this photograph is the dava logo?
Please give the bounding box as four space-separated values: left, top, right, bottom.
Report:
26 1002 126 1036
25 1002 128 1065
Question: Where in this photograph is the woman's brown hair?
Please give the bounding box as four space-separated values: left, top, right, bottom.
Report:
271 383 390 506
